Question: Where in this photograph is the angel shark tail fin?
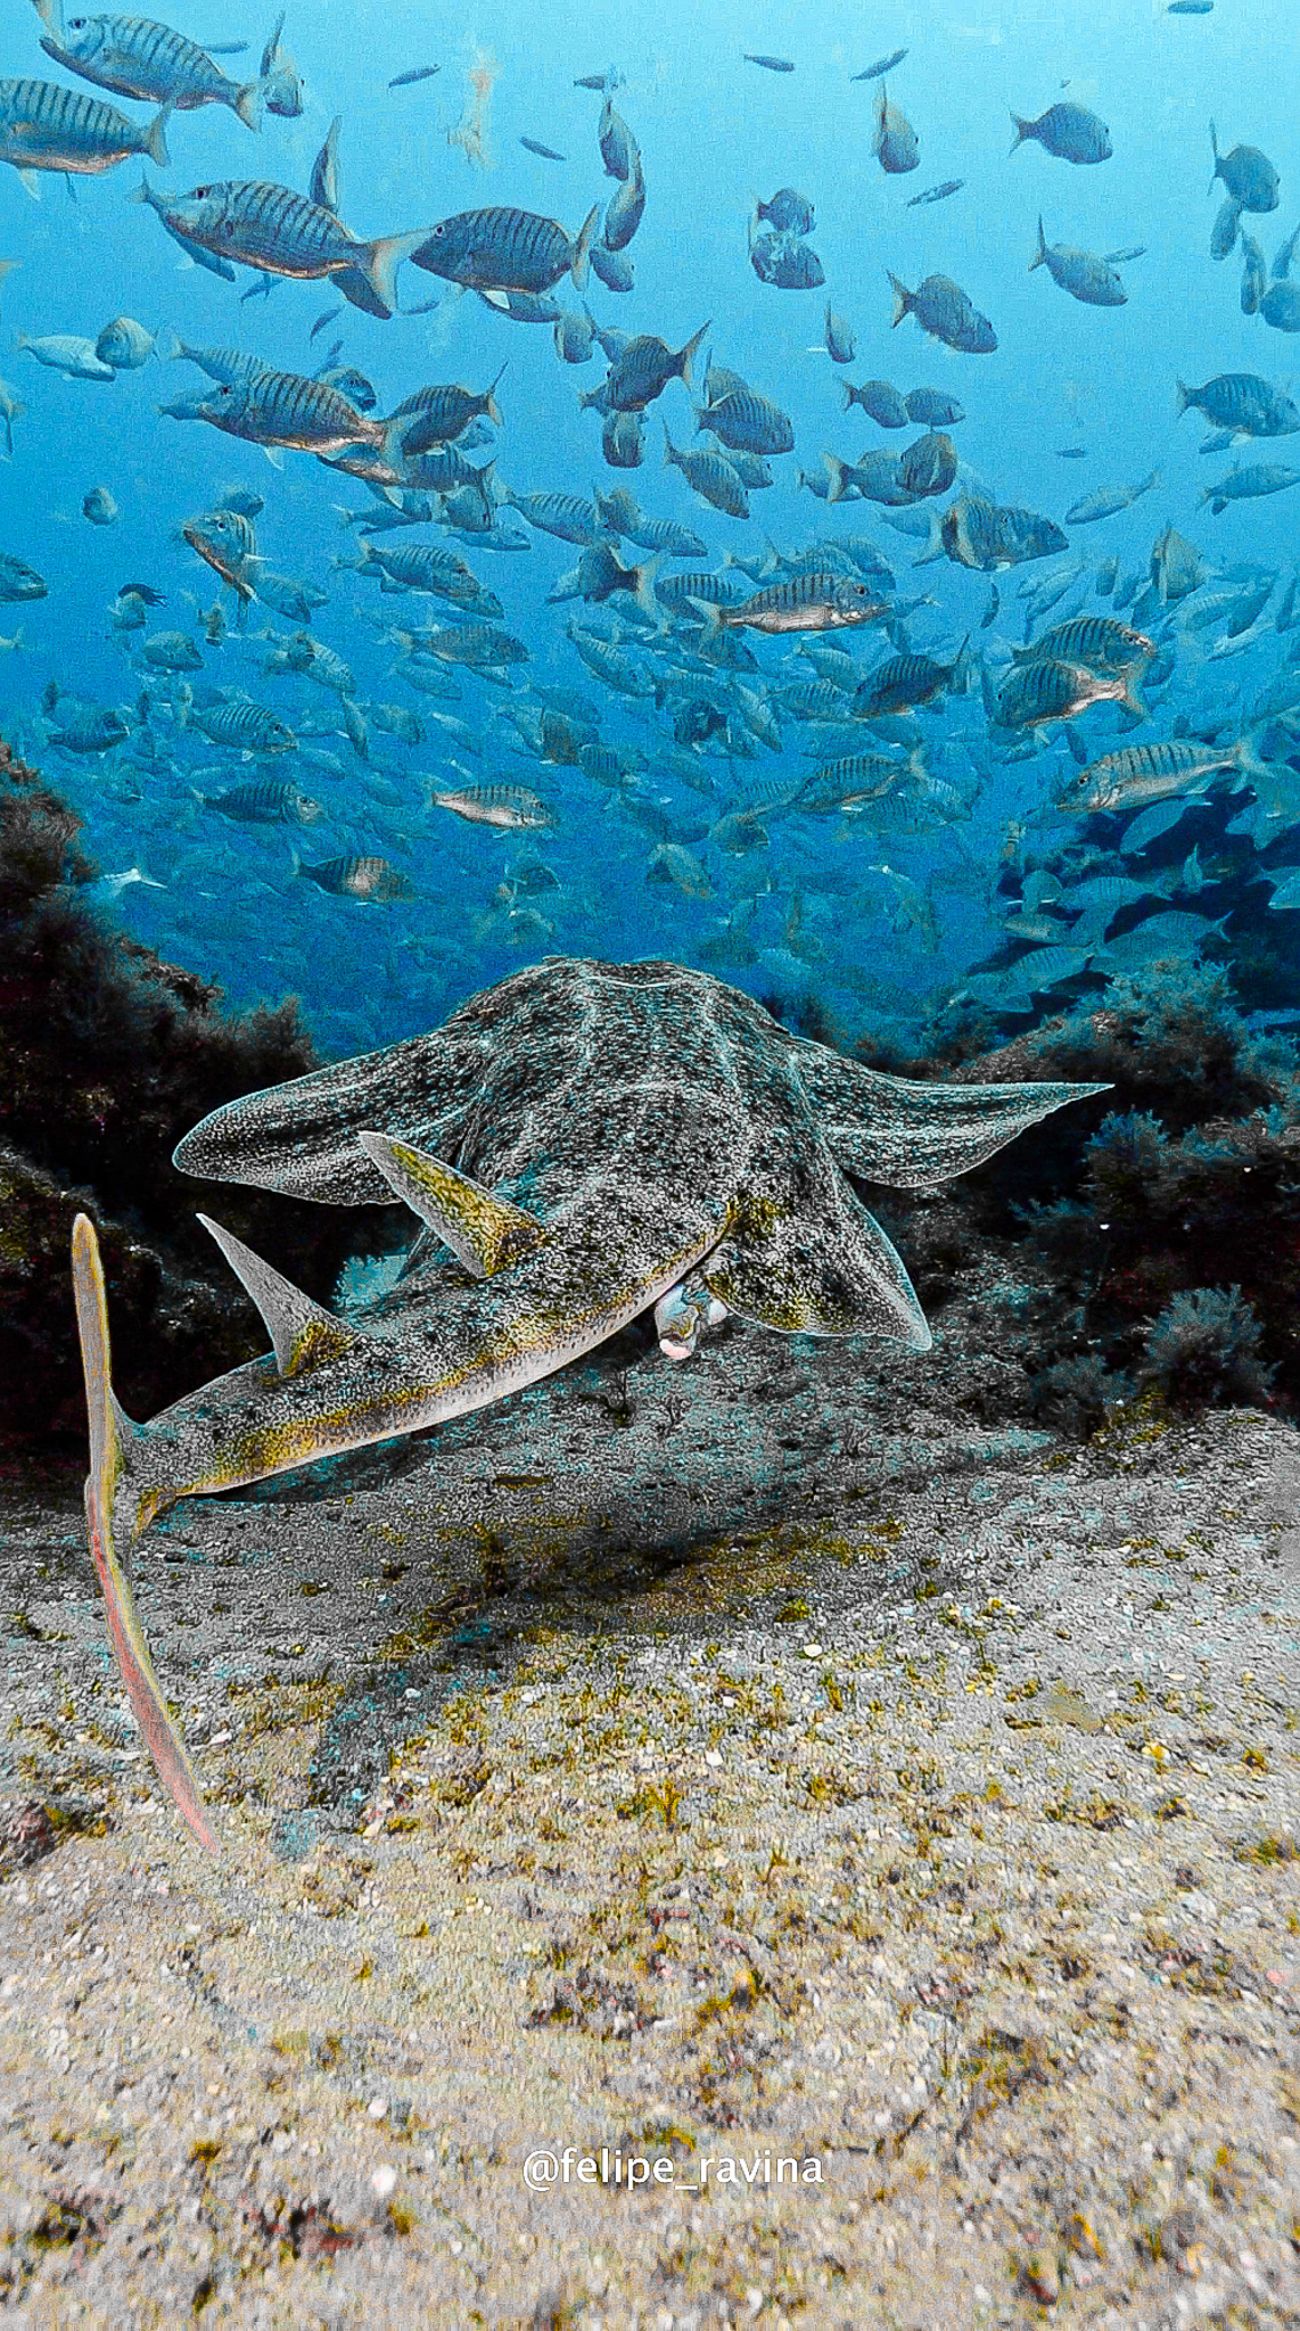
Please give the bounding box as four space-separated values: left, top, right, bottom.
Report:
70 1214 218 1853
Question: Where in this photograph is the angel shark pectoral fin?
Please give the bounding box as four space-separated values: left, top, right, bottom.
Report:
70 1216 218 1854
357 1132 546 1277
172 1024 481 1204
703 1183 932 1349
794 1046 1110 1189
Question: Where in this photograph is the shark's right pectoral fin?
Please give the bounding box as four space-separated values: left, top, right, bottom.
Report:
357 1132 546 1278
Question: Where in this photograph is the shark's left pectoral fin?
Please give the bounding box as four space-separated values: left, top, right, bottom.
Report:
357 1132 545 1278
198 1215 363 1377
796 1045 1109 1190
703 1184 932 1349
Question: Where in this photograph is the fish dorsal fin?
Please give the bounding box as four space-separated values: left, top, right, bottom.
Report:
198 1215 360 1377
357 1132 545 1278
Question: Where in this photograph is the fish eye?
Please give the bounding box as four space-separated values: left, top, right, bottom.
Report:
193 185 210 198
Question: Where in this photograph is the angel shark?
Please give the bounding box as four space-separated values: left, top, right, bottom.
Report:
71 956 1106 1848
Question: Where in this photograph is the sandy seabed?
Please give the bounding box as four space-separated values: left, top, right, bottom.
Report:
1 1313 1297 2328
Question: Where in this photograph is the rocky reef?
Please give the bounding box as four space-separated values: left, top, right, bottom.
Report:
0 742 383 1444
867 961 1300 1435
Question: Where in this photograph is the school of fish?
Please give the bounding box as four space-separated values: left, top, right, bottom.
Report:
1 3 1299 1056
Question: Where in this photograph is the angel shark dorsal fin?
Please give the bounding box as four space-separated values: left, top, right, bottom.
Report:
198 1215 362 1377
357 1132 545 1278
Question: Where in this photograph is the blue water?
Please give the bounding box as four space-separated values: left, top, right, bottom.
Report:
1 0 1297 1055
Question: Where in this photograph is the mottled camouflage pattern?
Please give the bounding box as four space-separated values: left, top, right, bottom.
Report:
73 956 1105 1846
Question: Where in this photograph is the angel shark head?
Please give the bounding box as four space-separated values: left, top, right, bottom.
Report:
70 957 1107 1848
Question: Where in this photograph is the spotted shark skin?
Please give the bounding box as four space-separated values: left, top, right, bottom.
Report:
71 956 1107 1847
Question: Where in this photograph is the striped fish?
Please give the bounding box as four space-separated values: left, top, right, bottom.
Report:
40 14 261 129
696 385 794 456
391 370 507 452
996 656 1139 729
147 180 423 318
1059 736 1262 813
297 855 414 901
204 780 322 825
503 491 603 546
430 784 556 830
412 204 600 296
854 644 965 717
354 542 499 612
794 751 916 812
1014 613 1154 673
706 573 887 635
0 76 170 175
421 621 529 668
181 509 259 602
195 368 386 455
183 699 296 753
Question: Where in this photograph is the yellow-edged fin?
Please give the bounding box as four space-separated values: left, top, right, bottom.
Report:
357 1131 545 1277
71 1214 218 1855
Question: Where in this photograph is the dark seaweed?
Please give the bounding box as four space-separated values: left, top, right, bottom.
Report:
0 741 386 1442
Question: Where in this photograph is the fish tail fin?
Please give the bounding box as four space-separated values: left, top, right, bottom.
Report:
839 379 856 412
886 271 911 327
676 319 710 389
1029 216 1047 272
572 203 600 289
1121 679 1149 720
70 1215 217 1854
633 554 661 620
1009 112 1032 154
235 79 263 131
1236 730 1273 785
143 103 172 168
823 454 851 504
662 419 679 467
1175 379 1191 416
910 511 946 565
358 230 423 317
1209 119 1220 186
485 359 508 425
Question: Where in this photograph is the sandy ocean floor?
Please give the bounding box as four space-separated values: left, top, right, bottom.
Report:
1 1306 1297 2327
